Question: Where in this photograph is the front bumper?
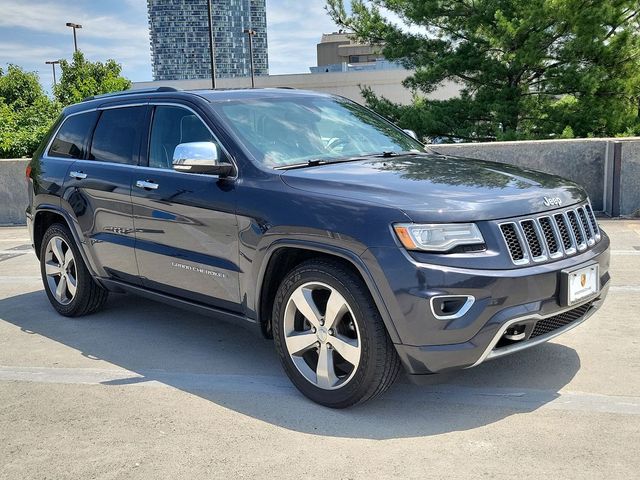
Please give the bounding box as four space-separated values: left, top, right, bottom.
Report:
363 231 610 375
394 287 607 375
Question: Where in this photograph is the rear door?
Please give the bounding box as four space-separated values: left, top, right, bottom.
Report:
62 104 148 284
130 103 241 311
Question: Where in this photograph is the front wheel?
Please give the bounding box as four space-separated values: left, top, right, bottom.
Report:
272 259 401 408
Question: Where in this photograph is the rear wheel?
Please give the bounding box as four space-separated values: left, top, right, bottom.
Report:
272 258 401 408
40 223 108 317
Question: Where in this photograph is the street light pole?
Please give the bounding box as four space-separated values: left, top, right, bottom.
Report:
65 22 82 53
206 0 217 89
243 28 256 88
45 60 60 85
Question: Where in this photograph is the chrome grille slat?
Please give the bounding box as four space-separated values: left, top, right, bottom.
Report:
539 216 562 258
499 201 601 266
578 207 595 245
566 210 587 250
553 213 574 253
500 223 527 264
520 221 542 257
585 204 601 241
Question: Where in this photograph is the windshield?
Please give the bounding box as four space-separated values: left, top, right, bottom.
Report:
210 95 425 168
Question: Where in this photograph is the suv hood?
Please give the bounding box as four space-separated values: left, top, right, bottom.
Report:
280 155 587 222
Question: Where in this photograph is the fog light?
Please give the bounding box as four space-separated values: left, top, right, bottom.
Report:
430 295 475 320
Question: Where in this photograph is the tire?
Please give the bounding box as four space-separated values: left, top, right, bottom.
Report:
272 258 401 408
39 223 108 317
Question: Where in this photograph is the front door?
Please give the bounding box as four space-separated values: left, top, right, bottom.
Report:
130 104 240 311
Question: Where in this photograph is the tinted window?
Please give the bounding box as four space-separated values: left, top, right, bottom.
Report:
48 111 99 159
90 106 146 165
148 106 215 169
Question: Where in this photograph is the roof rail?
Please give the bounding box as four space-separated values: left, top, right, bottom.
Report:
82 86 180 102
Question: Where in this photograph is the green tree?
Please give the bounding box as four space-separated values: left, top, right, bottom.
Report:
54 51 131 105
327 0 640 141
0 66 61 158
0 65 45 109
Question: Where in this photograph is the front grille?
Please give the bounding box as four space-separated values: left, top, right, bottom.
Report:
499 201 601 265
530 302 592 338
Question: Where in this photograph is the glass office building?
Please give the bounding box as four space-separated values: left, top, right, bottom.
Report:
147 0 268 81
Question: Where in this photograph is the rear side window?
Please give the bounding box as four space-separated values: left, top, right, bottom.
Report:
90 106 146 165
48 111 99 159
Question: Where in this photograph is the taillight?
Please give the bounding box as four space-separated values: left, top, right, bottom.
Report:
25 165 32 179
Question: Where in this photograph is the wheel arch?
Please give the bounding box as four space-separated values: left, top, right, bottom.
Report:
32 206 98 278
256 240 401 344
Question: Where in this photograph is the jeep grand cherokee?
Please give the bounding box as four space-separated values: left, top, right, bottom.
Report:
26 87 610 408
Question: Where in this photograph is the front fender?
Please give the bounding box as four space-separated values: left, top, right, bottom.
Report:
252 238 401 344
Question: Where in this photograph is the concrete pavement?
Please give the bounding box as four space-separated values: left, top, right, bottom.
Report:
0 220 639 479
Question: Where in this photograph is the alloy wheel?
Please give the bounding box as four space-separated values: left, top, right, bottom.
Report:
283 282 361 390
44 236 77 305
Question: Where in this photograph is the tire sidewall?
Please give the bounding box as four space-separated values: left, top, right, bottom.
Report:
273 262 381 407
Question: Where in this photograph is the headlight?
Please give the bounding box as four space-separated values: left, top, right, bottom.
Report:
393 223 484 252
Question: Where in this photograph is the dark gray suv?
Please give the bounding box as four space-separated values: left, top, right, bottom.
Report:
26 87 610 407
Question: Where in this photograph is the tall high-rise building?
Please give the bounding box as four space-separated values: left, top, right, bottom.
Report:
147 0 268 81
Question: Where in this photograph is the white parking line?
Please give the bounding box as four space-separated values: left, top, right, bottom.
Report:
0 365 638 415
609 285 640 292
0 276 41 283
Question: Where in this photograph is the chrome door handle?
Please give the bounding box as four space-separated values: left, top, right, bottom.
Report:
136 180 159 190
69 171 87 180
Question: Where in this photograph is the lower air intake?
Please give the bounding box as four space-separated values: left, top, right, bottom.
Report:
530 302 592 339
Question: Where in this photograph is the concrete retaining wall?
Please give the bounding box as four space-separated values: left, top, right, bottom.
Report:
1 137 639 224
433 137 640 216
0 159 29 225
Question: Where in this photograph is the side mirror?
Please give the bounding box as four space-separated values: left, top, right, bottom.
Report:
172 142 234 177
403 129 419 141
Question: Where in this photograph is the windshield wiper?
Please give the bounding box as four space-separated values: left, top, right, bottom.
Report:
371 150 423 158
274 159 329 170
274 151 426 171
274 157 368 170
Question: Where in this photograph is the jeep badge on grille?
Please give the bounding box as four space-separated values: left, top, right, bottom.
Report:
543 196 562 207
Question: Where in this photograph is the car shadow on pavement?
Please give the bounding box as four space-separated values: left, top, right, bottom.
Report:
0 290 582 440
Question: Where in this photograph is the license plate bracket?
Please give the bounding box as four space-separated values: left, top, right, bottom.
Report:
560 262 600 306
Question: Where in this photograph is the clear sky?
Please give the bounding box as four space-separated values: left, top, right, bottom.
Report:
0 0 339 89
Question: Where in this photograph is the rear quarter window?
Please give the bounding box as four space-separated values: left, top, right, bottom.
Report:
48 111 99 159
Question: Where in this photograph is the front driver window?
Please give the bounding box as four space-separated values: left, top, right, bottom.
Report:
148 106 216 170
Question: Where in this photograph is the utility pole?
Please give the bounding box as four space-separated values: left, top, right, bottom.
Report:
45 60 60 85
65 22 82 53
206 0 217 89
244 28 256 88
